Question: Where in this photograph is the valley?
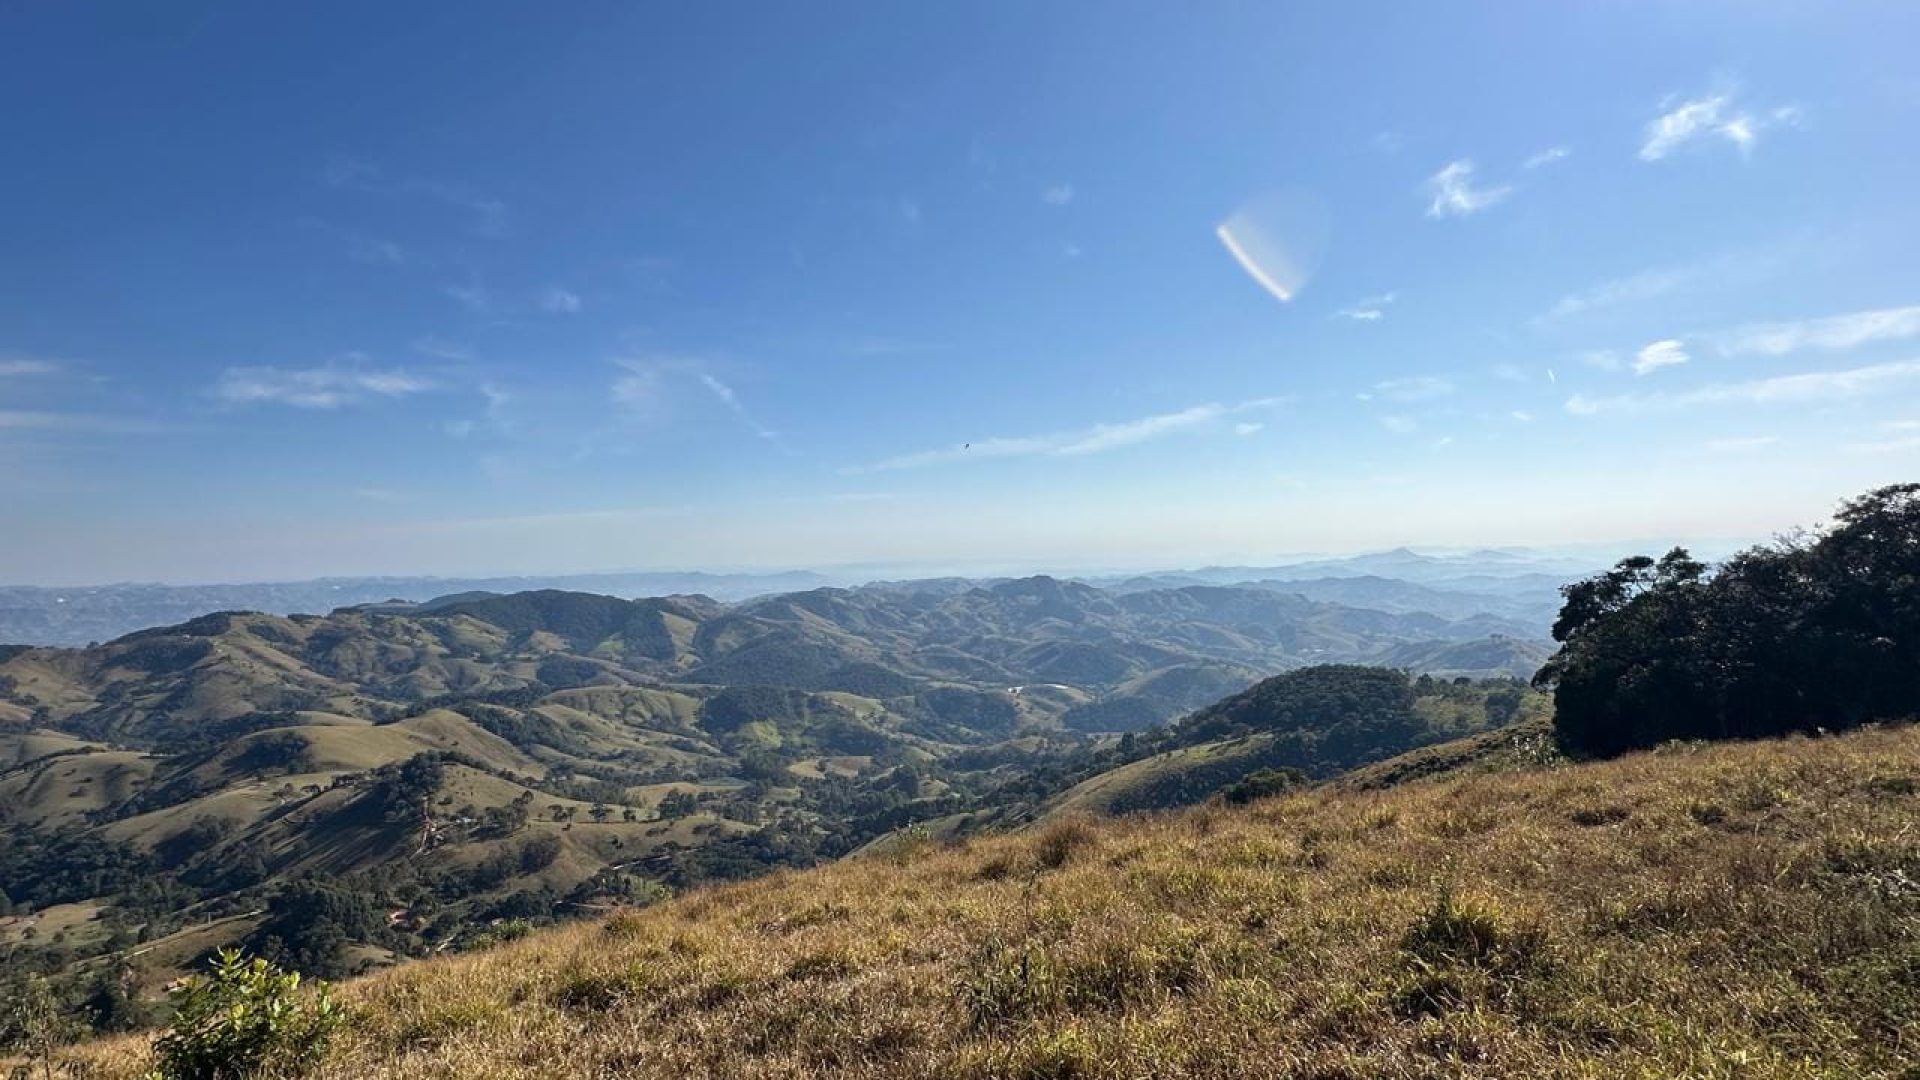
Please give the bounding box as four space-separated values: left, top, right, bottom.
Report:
0 571 1547 999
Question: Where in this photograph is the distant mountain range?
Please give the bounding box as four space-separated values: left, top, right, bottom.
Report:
0 571 833 648
0 547 1599 647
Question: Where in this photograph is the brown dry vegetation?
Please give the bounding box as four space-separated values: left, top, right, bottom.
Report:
63 724 1920 1079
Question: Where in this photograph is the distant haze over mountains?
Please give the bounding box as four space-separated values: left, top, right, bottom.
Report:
0 547 1617 648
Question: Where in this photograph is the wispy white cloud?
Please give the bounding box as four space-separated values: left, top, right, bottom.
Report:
1431 435 1455 449
1510 410 1535 423
323 157 508 235
444 283 490 312
851 397 1288 472
1522 146 1572 170
321 157 380 188
1566 358 1920 416
1632 339 1689 376
1042 184 1075 206
610 362 660 414
1845 433 1920 455
1379 415 1419 434
212 358 434 409
1541 265 1695 322
699 373 781 444
1705 435 1778 452
1709 304 1920 357
0 354 61 376
1639 87 1802 162
539 286 582 314
1233 422 1264 436
1371 375 1454 402
412 337 475 363
1335 292 1396 322
346 233 405 265
405 180 508 235
0 410 170 434
1425 160 1510 218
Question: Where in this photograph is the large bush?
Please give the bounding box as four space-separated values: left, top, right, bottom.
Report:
1537 483 1920 755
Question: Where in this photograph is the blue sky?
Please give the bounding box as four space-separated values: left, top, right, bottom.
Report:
4 1 1919 584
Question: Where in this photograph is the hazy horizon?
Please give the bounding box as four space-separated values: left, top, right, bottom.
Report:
3 532 1768 593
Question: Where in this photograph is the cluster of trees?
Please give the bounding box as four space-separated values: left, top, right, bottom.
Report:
1176 664 1423 769
1537 484 1920 755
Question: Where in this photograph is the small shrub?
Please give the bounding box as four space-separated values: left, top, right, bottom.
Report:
1 974 84 1080
1688 801 1728 826
975 850 1019 881
784 948 856 982
549 965 654 1014
887 823 934 866
465 918 534 950
1033 819 1098 870
1402 889 1538 972
959 946 1060 1030
148 950 344 1080
1568 804 1631 827
602 910 650 939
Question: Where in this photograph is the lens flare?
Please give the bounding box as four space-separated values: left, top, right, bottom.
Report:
1216 189 1330 305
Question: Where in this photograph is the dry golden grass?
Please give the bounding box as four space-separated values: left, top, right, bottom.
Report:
63 725 1920 1079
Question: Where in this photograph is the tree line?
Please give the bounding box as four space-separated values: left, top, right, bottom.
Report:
1537 483 1920 755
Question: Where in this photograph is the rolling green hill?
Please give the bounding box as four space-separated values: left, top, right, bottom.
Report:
0 580 1544 1002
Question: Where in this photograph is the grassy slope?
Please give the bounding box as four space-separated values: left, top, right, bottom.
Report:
68 723 1920 1079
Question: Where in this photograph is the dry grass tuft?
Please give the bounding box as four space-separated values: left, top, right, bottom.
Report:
52 724 1920 1079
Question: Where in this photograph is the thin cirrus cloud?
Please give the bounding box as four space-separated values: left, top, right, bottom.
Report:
1632 339 1689 376
324 157 508 236
1708 304 1920 357
212 359 435 409
608 359 784 448
539 286 582 314
610 362 659 414
1522 146 1572 170
1639 88 1802 162
1565 358 1920 416
1369 375 1454 402
1335 293 1396 322
698 373 782 444
1704 435 1779 452
1539 264 1695 322
1424 160 1510 218
0 409 171 434
0 355 61 376
849 397 1289 473
412 337 476 363
1041 184 1075 206
1846 434 1920 455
